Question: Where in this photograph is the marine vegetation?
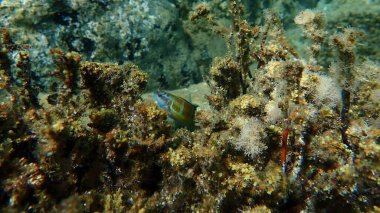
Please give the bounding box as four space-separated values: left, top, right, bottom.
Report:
0 0 379 212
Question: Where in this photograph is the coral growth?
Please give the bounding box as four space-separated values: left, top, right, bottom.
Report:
294 9 326 64
234 117 267 159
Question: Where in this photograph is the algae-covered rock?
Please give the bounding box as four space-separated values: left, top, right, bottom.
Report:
88 108 118 133
0 0 380 212
80 61 148 110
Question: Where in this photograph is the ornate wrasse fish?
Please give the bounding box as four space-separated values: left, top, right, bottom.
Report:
153 90 197 126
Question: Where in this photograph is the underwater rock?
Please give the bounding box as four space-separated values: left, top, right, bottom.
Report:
80 61 148 111
88 109 118 133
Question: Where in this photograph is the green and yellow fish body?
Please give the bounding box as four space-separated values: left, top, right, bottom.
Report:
154 90 197 126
